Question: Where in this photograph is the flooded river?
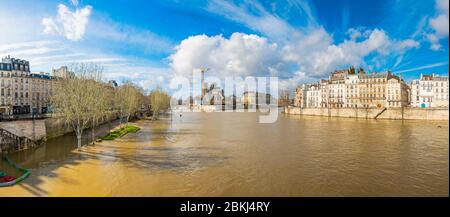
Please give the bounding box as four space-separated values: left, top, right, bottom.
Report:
0 112 448 196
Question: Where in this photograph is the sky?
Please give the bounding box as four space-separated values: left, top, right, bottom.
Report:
0 0 448 92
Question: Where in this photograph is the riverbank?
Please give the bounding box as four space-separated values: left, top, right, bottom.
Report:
45 113 120 139
284 106 449 120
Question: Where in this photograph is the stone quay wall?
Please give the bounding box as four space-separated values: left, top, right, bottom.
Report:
45 113 120 139
284 106 449 120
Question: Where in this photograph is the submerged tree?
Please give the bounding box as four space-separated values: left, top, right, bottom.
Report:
115 81 142 126
51 63 104 149
90 81 113 144
149 87 171 120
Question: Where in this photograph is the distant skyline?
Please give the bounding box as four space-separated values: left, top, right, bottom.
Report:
0 0 448 91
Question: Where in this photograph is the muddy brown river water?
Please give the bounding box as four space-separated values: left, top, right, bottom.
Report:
0 112 448 196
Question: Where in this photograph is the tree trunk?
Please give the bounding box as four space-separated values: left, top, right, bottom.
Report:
76 134 82 150
152 110 158 120
91 119 96 145
76 125 83 150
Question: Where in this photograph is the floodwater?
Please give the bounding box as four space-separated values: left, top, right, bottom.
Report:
0 111 448 196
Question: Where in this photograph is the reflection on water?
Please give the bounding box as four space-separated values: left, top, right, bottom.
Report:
1 112 448 196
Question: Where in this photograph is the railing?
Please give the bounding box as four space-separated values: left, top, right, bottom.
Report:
0 128 37 153
374 107 387 119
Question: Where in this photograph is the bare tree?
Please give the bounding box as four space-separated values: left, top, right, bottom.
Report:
51 63 103 149
115 81 142 126
149 87 171 120
90 81 112 144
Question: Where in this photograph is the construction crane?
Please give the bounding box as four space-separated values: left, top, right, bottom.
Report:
200 67 210 106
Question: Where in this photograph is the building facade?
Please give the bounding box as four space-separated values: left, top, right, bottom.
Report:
306 83 321 108
0 56 53 116
345 73 360 108
328 70 347 108
51 66 74 79
411 74 449 108
294 68 412 109
386 76 410 108
294 85 306 108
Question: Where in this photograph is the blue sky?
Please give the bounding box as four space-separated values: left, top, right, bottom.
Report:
0 0 448 91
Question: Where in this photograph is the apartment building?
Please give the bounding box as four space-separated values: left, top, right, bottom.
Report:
0 56 53 116
294 68 411 109
306 83 321 108
411 74 449 108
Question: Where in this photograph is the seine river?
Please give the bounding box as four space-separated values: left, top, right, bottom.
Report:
1 111 448 196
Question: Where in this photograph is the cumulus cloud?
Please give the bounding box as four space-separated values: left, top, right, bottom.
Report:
426 0 449 50
170 33 286 78
41 4 92 41
284 28 419 77
345 27 372 40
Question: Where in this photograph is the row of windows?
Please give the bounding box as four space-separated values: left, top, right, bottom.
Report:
388 102 402 107
360 78 387 83
0 63 29 71
414 95 449 101
0 70 31 77
1 89 49 96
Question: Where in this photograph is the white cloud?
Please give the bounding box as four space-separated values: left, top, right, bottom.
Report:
71 0 79 7
286 0 318 27
426 0 449 50
345 27 372 41
41 4 92 41
169 29 419 89
201 1 421 89
0 39 142 76
42 18 59 35
0 41 66 64
104 65 171 92
41 2 173 54
170 33 285 78
394 61 448 73
0 41 58 53
284 28 419 76
206 0 298 42
86 18 174 54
